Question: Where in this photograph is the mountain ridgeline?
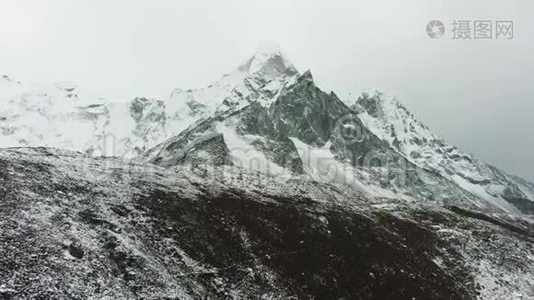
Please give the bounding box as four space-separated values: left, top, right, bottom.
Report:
2 50 533 214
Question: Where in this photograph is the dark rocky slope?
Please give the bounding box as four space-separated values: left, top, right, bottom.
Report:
0 147 532 299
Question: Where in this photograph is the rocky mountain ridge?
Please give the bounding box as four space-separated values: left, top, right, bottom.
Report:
143 51 533 216
1 51 533 215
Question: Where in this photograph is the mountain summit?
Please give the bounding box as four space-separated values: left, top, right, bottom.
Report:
166 49 301 132
237 48 298 79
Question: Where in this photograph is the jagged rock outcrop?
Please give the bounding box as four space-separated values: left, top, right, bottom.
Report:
269 70 396 164
146 102 304 174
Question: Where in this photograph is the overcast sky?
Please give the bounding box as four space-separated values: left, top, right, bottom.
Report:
1 0 533 180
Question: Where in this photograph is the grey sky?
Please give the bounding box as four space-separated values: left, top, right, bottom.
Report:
1 0 533 180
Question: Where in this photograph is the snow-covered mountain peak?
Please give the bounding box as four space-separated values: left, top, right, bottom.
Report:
352 91 534 215
299 69 314 82
238 48 298 80
353 91 437 148
167 50 300 125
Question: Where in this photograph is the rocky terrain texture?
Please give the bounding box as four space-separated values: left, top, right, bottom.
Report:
0 147 532 299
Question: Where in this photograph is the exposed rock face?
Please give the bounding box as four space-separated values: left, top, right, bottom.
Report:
225 102 304 174
269 70 397 165
146 102 304 174
266 83 497 215
144 118 229 168
270 71 347 147
152 132 233 168
0 147 532 299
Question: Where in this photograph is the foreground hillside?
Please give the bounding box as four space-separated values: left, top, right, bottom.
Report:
0 147 532 299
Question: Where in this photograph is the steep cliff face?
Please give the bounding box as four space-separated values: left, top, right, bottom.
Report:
0 147 532 299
